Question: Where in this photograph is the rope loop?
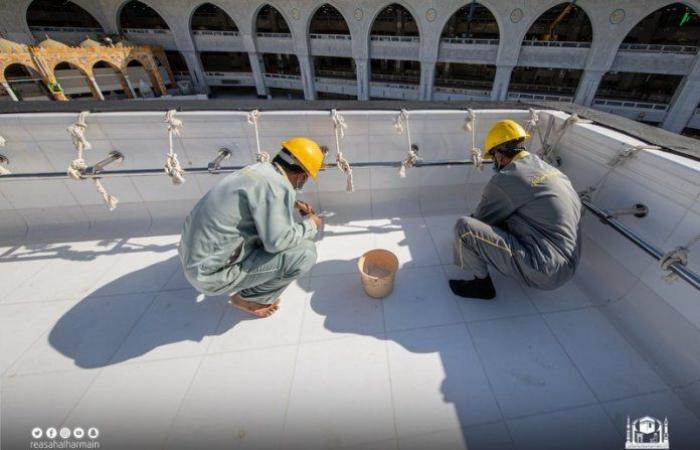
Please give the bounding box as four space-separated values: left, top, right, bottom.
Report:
65 111 118 210
164 110 186 185
331 109 354 192
247 109 270 163
464 109 483 171
660 235 700 283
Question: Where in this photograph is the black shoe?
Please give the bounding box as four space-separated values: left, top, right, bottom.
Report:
449 275 496 300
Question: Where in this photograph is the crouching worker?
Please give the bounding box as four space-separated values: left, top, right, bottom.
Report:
178 137 325 317
451 120 582 299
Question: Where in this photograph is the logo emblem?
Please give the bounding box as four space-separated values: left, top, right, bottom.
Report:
31 428 43 439
626 416 669 449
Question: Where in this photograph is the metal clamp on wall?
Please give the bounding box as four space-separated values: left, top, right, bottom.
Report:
81 151 125 178
208 148 232 174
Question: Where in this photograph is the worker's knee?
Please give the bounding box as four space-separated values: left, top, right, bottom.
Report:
282 240 317 277
454 216 472 238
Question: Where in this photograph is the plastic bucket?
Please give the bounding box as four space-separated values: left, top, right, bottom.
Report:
357 249 399 299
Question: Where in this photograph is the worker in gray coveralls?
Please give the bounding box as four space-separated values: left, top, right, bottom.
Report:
451 119 582 299
178 137 325 317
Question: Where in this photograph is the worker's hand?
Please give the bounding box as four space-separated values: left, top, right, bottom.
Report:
308 213 323 230
295 200 315 216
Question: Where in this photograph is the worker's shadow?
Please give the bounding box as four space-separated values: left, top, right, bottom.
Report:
47 255 235 369
302 256 490 448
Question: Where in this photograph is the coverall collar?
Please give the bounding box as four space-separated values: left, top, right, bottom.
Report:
272 162 294 190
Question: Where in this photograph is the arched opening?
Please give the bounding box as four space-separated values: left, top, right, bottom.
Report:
508 67 582 101
53 62 93 100
256 4 290 35
164 50 191 87
126 59 158 97
2 64 52 101
523 2 592 43
309 4 349 35
92 61 128 99
119 0 169 30
26 0 104 44
200 52 255 98
370 3 419 37
262 53 303 99
621 3 700 50
434 63 495 100
369 4 419 99
26 0 102 30
191 3 238 32
594 72 683 105
440 2 499 41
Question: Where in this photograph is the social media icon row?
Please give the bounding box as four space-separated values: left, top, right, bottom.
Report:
31 427 99 439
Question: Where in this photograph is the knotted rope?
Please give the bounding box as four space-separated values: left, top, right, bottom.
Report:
464 109 483 171
608 143 661 167
247 109 270 163
660 234 700 283
0 134 9 175
540 114 589 166
525 108 546 152
164 110 185 185
395 109 421 178
66 111 118 210
331 109 354 192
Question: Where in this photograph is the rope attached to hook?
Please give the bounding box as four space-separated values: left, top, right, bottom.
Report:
0 135 9 175
164 110 186 185
464 109 483 171
66 111 118 210
660 234 700 283
395 109 421 178
331 109 354 192
247 109 270 163
540 114 589 166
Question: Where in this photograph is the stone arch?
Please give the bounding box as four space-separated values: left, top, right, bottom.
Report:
369 2 421 38
254 4 292 35
190 2 239 32
522 1 593 43
621 2 700 47
52 61 96 99
118 0 171 31
25 0 105 37
92 60 132 99
307 3 351 35
126 58 163 97
439 1 500 40
2 62 52 100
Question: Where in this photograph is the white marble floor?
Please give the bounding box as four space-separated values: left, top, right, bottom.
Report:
1 215 698 450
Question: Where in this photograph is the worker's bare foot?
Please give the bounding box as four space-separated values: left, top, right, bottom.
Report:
229 294 280 318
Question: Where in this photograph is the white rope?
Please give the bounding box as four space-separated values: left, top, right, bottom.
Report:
65 111 118 210
464 109 483 171
396 109 421 178
331 109 354 192
525 108 546 152
540 114 589 166
660 234 700 283
164 110 186 185
608 144 661 167
0 134 9 175
247 109 270 163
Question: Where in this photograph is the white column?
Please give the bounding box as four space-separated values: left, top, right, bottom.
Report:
662 54 700 133
298 54 316 100
1 81 19 101
574 69 605 106
180 50 209 95
491 65 513 101
88 76 105 100
123 75 138 98
355 58 370 101
419 60 436 101
248 52 269 98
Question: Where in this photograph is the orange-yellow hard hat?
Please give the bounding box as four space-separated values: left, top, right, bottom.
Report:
483 120 531 160
280 137 325 179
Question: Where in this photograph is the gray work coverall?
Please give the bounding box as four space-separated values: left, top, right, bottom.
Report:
454 151 582 290
178 162 318 304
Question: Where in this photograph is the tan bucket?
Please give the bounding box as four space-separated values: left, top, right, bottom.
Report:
357 249 399 299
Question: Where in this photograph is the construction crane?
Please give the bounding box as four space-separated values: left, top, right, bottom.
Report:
542 0 578 41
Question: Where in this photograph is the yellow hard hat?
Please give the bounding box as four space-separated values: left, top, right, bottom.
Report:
281 137 325 179
483 120 530 160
